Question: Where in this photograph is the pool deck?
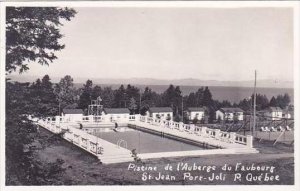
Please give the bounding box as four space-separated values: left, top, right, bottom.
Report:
128 121 258 157
37 117 258 164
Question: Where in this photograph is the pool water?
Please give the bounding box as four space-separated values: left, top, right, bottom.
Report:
92 127 204 153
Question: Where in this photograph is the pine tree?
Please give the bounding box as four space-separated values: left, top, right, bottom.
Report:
54 75 76 112
269 96 278 107
29 75 58 116
78 80 93 110
128 98 137 114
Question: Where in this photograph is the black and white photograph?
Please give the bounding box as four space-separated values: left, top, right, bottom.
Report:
0 0 299 190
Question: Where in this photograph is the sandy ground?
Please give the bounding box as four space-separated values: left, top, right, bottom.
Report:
34 128 294 185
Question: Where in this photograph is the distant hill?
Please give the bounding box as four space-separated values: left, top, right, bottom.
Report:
6 75 293 89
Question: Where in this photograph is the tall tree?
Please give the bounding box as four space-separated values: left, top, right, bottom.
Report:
269 96 278 107
78 80 93 110
91 85 102 100
195 87 204 106
29 75 58 116
186 92 197 107
6 7 76 73
141 87 161 114
203 86 213 107
254 94 269 110
54 75 76 113
113 85 126 108
161 85 182 115
100 87 115 108
6 81 67 185
128 98 138 114
5 7 76 185
279 93 291 109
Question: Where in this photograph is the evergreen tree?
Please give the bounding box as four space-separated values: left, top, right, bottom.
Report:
195 87 204 106
269 96 277 107
78 80 93 110
54 75 76 113
100 87 115 108
186 92 197 107
128 98 138 114
113 85 126 107
278 93 291 109
29 75 58 116
203 86 213 107
161 85 182 115
91 85 102 100
238 98 251 111
141 87 160 114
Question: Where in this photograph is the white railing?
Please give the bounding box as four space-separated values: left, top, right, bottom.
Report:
40 114 253 148
136 116 253 148
37 119 105 156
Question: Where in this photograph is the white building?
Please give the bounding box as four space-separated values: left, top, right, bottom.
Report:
264 107 283 120
62 109 84 122
186 107 205 121
216 107 244 121
102 108 130 122
146 107 173 120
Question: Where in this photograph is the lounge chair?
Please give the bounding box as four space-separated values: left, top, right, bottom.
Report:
260 127 266 132
264 127 270 132
277 126 284 132
270 127 277 132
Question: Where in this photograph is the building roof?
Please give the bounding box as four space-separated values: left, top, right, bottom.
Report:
62 109 83 114
219 107 244 113
187 107 205 112
103 108 130 114
268 107 283 112
148 107 173 113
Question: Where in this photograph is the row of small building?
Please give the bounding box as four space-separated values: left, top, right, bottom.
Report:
62 106 293 123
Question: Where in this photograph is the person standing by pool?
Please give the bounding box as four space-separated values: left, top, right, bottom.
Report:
113 122 119 132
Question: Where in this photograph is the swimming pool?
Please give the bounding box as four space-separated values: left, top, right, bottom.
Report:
92 127 207 153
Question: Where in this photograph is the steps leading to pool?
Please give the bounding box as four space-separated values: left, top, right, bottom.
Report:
99 153 134 164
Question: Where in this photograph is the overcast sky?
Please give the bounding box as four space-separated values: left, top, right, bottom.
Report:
21 7 293 81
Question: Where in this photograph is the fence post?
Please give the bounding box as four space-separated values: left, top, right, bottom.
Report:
246 135 253 148
201 126 207 136
229 132 236 143
55 116 60 125
214 129 221 139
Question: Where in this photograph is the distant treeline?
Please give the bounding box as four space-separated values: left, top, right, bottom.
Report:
7 75 292 122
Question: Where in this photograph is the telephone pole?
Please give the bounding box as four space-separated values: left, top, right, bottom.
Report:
182 96 184 122
253 70 257 136
139 89 142 114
